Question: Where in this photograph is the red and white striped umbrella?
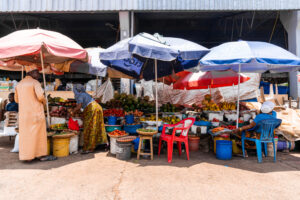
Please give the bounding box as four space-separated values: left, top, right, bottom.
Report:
173 70 250 90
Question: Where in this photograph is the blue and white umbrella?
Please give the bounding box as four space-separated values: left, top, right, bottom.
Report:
200 41 300 72
100 33 209 80
199 40 300 128
100 32 209 127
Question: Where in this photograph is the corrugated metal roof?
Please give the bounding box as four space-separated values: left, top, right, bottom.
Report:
1 0 300 12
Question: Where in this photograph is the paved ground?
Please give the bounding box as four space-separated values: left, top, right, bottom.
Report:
0 137 300 200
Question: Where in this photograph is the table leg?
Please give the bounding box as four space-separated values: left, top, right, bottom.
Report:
137 136 142 160
150 137 153 160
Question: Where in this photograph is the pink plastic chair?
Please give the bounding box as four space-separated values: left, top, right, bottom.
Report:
158 118 195 163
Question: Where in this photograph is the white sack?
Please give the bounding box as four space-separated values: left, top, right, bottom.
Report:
11 134 19 153
69 135 79 154
219 73 261 102
3 126 17 136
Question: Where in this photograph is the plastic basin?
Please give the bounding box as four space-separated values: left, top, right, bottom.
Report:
123 124 142 135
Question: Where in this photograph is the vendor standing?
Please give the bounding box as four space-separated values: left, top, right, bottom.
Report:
71 84 107 154
15 65 56 161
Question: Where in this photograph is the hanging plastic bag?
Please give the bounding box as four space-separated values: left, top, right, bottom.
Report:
68 117 80 131
93 78 114 103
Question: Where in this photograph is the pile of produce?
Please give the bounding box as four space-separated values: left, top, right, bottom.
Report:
50 124 68 130
104 93 155 113
162 116 181 124
221 125 236 130
125 110 143 117
137 128 157 133
219 102 236 111
50 107 67 117
160 103 181 112
58 100 77 107
202 95 220 111
140 115 162 122
108 130 127 137
103 109 124 117
212 127 224 133
212 118 220 122
48 95 65 104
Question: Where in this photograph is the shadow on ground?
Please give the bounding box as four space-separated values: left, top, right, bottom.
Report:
1 136 300 173
0 137 96 170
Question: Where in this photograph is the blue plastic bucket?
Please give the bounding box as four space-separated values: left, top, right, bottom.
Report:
216 140 232 160
125 115 134 124
108 116 118 125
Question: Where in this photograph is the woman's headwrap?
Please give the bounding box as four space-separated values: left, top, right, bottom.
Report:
261 101 275 114
73 84 85 93
73 84 86 100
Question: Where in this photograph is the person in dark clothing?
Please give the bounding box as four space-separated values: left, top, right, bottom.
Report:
5 93 18 112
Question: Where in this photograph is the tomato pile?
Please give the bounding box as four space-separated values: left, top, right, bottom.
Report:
212 118 220 122
108 130 127 137
103 109 124 117
221 125 236 130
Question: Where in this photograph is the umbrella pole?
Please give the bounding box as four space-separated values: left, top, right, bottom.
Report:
236 64 241 128
40 49 51 127
155 59 158 129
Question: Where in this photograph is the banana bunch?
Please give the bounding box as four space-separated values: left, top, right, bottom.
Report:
219 102 236 111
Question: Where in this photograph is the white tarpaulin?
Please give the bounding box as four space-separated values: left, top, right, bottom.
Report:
145 73 260 105
219 73 261 102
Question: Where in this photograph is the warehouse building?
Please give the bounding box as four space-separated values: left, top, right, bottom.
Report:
0 0 300 97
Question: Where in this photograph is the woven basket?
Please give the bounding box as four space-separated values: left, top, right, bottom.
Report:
47 131 56 137
108 132 128 138
137 129 157 136
117 136 137 143
52 133 75 139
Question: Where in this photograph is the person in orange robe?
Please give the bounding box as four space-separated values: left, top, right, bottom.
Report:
15 65 56 161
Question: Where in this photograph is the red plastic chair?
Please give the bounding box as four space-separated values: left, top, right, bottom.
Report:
158 118 195 163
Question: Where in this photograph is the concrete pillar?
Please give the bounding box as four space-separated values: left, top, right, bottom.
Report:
280 11 300 99
119 11 131 94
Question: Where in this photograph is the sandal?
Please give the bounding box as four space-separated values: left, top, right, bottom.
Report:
39 155 57 161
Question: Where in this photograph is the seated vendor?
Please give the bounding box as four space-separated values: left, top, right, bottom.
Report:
5 93 18 112
233 101 276 139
